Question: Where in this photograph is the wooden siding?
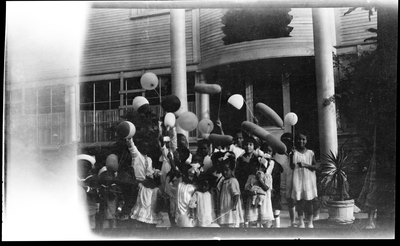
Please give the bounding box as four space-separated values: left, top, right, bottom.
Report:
336 8 377 46
199 8 315 69
81 9 194 76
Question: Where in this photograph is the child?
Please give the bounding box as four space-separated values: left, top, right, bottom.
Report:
130 178 164 227
291 130 318 228
244 158 274 228
192 139 213 173
98 167 124 229
261 143 284 228
188 177 218 227
175 168 197 227
218 151 244 227
235 137 260 195
77 154 100 229
274 132 297 227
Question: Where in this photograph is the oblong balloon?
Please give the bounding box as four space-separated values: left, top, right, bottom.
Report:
227 94 244 110
164 112 176 128
198 118 214 134
132 96 149 111
116 121 136 139
208 133 233 146
177 111 198 132
255 103 284 128
106 154 119 172
241 121 287 154
140 72 158 90
161 95 181 112
284 112 298 126
194 84 221 94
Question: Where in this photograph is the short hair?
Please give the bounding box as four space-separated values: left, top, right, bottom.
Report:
220 151 236 171
242 136 259 149
295 130 310 139
280 132 293 141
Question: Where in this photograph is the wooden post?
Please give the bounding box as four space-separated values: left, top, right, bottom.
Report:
282 73 291 134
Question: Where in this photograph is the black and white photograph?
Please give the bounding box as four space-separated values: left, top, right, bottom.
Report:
3 0 397 241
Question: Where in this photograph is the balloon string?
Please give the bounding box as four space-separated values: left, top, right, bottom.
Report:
154 89 162 118
217 92 222 119
244 101 255 120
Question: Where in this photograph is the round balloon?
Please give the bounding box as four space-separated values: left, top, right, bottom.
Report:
177 111 198 132
198 118 214 134
140 72 158 90
106 154 119 172
116 121 136 139
284 112 298 126
164 112 176 128
227 94 244 110
132 96 149 111
161 95 181 112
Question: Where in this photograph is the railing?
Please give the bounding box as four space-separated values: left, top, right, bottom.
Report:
79 101 197 144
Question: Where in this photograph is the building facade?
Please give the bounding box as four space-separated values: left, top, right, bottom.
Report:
5 6 377 162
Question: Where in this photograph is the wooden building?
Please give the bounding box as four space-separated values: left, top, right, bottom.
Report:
5 5 378 165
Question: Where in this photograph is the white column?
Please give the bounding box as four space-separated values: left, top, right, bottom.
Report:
170 9 188 139
196 72 210 138
312 8 338 160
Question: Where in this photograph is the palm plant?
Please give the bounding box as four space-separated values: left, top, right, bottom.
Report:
319 141 351 201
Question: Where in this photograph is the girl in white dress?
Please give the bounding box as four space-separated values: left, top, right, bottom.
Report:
218 152 244 227
188 178 218 227
291 131 318 228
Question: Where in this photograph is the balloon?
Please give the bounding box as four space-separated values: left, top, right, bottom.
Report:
255 103 284 128
140 72 158 90
164 112 176 128
194 84 222 94
208 133 233 146
161 95 181 112
227 94 244 110
106 154 119 172
284 112 298 126
132 96 149 112
116 121 136 139
241 121 287 154
177 111 198 132
198 118 214 134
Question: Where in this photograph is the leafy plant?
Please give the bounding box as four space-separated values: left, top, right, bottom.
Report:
319 142 351 201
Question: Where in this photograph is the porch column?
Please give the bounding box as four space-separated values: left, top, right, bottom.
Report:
196 72 210 138
170 9 188 139
65 83 79 144
312 8 338 160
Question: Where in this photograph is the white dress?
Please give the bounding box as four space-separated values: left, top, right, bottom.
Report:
219 178 244 227
189 191 216 227
291 149 318 201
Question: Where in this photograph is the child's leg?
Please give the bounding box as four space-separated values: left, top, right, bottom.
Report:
305 200 314 228
296 200 305 228
273 210 281 228
252 194 257 206
287 198 296 226
258 194 265 206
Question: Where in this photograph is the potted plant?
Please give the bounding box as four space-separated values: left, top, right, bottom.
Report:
319 142 355 224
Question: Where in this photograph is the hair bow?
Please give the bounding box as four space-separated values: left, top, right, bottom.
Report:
189 163 201 176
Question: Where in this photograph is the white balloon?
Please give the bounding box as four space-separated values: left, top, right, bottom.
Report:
284 112 298 126
198 118 214 134
228 94 244 110
140 72 159 90
164 112 176 128
132 96 149 111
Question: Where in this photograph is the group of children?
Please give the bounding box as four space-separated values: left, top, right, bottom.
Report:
77 113 319 229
